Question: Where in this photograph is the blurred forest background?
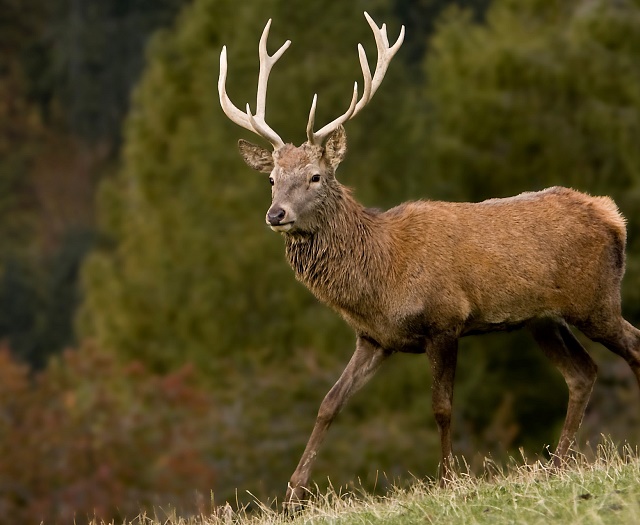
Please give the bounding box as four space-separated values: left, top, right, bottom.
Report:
1 0 640 522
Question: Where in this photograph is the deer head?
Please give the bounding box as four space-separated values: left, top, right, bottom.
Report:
219 12 404 233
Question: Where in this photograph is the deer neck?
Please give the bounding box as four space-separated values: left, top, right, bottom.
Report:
284 185 388 314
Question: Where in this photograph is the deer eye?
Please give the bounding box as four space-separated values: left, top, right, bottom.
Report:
269 177 275 186
310 174 321 183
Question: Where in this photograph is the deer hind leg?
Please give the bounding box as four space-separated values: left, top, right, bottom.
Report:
285 336 389 510
578 315 640 388
528 318 598 464
426 335 459 484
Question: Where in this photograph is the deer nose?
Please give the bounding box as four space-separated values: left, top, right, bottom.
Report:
266 207 287 226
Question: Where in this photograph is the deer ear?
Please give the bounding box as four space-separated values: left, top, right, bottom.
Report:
238 139 274 173
324 125 347 170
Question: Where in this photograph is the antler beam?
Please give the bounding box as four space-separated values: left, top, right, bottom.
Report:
218 19 290 148
306 12 405 146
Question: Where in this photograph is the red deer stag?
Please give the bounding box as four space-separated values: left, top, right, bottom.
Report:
218 12 640 507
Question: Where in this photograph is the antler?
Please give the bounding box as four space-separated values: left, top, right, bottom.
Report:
219 19 291 148
306 12 405 146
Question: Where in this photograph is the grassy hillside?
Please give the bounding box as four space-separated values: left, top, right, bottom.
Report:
94 441 640 525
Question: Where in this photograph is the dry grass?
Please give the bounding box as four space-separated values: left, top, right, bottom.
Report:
96 440 640 525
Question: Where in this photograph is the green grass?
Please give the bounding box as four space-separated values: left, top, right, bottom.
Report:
99 442 640 525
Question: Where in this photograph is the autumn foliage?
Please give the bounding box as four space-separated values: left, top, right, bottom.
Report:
0 343 216 524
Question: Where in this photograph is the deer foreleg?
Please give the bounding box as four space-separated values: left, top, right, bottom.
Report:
285 336 389 510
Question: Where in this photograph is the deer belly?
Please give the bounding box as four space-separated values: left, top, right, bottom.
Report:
461 289 559 336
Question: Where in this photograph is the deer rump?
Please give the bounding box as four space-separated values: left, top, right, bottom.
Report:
407 187 624 336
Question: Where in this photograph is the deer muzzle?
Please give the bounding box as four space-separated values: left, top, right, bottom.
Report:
266 206 294 232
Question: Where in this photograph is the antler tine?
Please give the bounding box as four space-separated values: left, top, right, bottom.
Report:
306 94 318 144
255 19 291 118
219 46 254 133
306 12 404 145
357 44 373 113
218 20 290 149
307 83 359 145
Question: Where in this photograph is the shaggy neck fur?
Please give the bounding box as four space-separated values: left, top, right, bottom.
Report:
284 182 390 316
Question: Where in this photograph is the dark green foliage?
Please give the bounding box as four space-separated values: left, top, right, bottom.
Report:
393 0 491 68
0 230 95 369
40 229 96 356
40 0 189 142
0 29 46 365
0 260 44 365
0 0 191 370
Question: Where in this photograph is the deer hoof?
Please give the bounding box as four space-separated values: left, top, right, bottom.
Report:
283 483 308 515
